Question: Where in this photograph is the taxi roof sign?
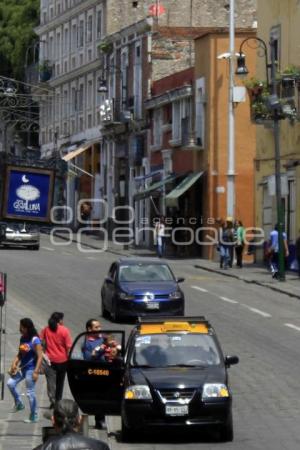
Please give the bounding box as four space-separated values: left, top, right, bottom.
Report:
139 320 209 335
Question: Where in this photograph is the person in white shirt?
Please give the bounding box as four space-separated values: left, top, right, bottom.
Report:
155 216 166 258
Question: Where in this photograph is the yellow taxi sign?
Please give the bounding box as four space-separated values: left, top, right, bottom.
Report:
140 321 209 334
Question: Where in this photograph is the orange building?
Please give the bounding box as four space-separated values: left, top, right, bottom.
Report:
194 29 257 258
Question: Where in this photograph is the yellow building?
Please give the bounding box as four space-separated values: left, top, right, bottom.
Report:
254 0 300 258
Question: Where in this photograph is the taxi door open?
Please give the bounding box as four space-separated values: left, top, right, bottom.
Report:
67 330 125 415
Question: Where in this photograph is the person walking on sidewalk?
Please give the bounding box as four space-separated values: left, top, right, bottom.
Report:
40 312 72 409
7 318 43 423
155 216 166 258
235 220 245 268
295 233 300 278
268 224 289 279
216 218 225 268
220 220 234 269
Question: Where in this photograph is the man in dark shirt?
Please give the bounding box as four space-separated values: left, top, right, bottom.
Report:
81 319 106 430
82 319 105 361
32 399 109 450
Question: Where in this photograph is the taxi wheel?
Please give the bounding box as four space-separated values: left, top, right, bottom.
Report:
219 413 233 442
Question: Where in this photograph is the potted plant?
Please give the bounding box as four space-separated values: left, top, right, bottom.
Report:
98 40 113 54
39 60 52 82
244 77 265 97
251 99 271 122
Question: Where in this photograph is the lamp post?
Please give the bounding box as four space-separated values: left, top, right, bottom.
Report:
236 37 286 281
227 0 235 219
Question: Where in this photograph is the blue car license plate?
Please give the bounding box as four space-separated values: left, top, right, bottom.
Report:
146 302 159 310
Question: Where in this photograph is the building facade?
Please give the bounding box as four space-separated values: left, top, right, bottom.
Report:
194 30 257 258
34 0 256 232
254 0 300 262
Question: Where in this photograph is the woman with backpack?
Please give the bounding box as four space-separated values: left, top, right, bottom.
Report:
7 317 43 423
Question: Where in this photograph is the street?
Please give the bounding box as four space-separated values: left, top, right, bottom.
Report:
1 235 300 450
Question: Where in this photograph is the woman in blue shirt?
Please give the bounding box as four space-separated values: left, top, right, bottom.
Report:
7 318 43 423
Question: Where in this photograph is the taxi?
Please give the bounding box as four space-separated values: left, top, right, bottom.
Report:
67 317 239 442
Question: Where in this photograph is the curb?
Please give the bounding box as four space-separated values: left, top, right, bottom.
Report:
194 264 300 300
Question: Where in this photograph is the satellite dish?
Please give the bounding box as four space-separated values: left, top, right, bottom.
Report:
22 175 29 183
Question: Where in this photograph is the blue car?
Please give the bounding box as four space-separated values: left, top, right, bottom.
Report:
101 258 185 321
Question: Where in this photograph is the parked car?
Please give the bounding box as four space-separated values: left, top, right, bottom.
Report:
0 222 40 250
67 317 239 442
101 258 185 321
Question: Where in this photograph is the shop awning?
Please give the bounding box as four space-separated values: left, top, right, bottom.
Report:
134 174 177 201
165 172 204 207
62 142 93 161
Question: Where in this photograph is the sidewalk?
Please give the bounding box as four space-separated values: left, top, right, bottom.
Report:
50 230 300 300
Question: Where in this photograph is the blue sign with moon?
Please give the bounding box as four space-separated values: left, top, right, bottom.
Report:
4 166 54 221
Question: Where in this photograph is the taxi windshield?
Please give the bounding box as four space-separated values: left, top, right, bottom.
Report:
131 333 221 368
119 264 174 282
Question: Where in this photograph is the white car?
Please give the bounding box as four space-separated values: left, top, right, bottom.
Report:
0 223 40 250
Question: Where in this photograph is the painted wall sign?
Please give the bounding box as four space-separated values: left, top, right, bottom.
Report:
3 166 54 222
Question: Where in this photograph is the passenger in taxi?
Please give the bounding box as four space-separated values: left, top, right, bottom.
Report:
103 335 122 363
82 319 105 361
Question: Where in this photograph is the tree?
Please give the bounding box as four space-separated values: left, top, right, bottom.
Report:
0 0 39 79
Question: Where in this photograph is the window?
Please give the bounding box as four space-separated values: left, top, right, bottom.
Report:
120 50 128 110
78 84 84 111
287 179 296 242
195 77 205 147
172 100 181 142
87 80 93 108
96 10 103 38
87 15 93 43
270 25 281 69
78 20 84 48
71 24 77 51
71 87 77 113
153 108 162 147
63 90 68 117
171 98 190 144
134 43 142 119
56 33 61 60
64 28 69 55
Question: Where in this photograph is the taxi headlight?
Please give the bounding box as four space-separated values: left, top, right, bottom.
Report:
119 292 135 300
169 290 181 300
124 385 152 400
202 383 229 399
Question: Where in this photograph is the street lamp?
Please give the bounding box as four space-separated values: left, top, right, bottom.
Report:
236 37 286 281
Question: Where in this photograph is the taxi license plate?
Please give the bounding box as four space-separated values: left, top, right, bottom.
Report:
165 405 188 416
146 302 159 310
14 237 23 241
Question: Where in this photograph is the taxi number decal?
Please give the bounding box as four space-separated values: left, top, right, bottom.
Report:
87 369 110 376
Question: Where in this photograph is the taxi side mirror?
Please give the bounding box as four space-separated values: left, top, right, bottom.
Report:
176 277 185 283
105 277 113 284
225 355 239 367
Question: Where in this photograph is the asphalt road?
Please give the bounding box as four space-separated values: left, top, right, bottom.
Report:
1 235 300 449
